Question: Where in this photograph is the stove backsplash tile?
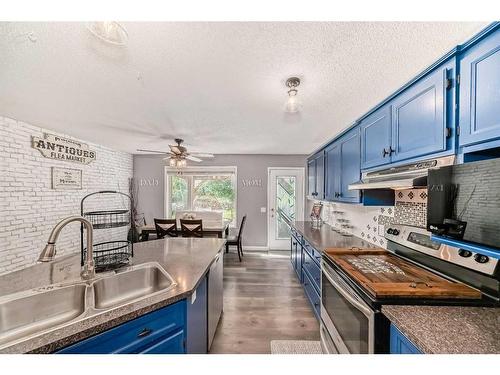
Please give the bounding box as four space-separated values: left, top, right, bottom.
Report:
308 188 427 248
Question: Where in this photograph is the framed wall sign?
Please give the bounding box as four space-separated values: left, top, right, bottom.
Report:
51 167 82 190
32 133 96 165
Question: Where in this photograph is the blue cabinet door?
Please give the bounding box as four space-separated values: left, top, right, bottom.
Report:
324 142 340 201
186 276 207 353
391 63 451 162
315 153 325 200
360 105 392 169
338 128 361 203
307 158 316 197
459 29 500 147
389 324 422 354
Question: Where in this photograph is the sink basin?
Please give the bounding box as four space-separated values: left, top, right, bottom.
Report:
93 263 176 309
0 284 87 346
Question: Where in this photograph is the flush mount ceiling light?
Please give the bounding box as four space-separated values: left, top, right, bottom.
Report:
284 77 301 113
86 22 128 46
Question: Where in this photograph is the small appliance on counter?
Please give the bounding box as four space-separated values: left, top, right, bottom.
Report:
319 224 500 354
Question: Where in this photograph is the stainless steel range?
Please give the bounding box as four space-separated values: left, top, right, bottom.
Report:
320 224 500 354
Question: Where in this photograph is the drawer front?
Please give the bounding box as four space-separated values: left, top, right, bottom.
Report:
302 249 320 292
303 270 320 320
303 240 321 264
139 329 185 354
57 300 186 354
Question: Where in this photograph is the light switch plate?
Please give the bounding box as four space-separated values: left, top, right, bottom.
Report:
260 207 266 213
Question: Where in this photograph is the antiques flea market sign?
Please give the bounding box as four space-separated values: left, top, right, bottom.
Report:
32 133 96 165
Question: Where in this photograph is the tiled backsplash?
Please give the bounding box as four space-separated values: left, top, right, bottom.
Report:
308 188 428 248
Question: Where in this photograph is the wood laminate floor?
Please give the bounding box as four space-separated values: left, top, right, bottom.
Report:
209 250 320 354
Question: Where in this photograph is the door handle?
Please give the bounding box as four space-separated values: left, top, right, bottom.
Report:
382 148 390 157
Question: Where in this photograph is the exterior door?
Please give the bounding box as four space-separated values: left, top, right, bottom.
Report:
268 168 305 250
459 29 500 147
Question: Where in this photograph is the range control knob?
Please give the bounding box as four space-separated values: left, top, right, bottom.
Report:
458 249 472 258
474 254 489 264
392 229 400 236
386 228 394 235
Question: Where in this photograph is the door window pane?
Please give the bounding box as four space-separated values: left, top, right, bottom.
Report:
276 176 296 239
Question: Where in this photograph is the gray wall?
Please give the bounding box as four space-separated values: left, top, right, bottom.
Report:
133 154 307 248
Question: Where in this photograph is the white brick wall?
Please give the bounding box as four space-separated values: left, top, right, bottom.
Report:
0 116 133 275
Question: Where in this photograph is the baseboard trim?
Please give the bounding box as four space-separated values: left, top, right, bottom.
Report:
242 246 269 251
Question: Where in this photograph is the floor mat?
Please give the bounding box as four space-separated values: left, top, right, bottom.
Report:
270 340 322 354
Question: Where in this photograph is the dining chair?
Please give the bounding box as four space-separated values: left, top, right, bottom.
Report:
154 218 178 239
180 219 203 238
225 215 246 261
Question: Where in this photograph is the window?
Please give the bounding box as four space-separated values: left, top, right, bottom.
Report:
166 167 237 226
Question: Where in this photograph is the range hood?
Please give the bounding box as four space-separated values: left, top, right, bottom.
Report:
348 156 455 190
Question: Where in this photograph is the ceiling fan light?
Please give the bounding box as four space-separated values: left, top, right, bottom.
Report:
169 158 177 167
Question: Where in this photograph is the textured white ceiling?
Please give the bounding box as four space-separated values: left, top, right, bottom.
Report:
0 22 488 154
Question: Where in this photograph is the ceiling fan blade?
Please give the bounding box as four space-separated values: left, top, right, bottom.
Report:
190 153 214 158
136 149 168 154
186 155 202 162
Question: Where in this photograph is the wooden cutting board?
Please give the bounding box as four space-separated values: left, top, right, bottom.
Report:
327 253 481 299
324 247 387 256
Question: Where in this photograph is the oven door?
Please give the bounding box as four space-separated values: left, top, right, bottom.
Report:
321 260 375 354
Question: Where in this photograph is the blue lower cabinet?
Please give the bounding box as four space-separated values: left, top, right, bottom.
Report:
389 324 422 354
302 270 320 320
186 276 208 354
57 300 186 354
302 248 321 292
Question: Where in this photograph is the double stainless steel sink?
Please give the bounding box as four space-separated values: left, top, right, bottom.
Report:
0 262 176 348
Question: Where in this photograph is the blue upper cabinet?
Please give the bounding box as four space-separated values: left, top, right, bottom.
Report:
338 128 361 203
324 142 340 201
307 158 316 198
391 61 453 163
360 105 392 169
324 128 361 203
307 152 324 199
459 29 500 148
315 153 324 199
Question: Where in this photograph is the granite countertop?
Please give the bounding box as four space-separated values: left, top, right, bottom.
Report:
291 221 377 252
382 305 500 354
0 237 226 354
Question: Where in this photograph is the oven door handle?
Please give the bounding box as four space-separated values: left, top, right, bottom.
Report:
322 268 373 318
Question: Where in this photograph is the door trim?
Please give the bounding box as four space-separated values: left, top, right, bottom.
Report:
267 167 305 250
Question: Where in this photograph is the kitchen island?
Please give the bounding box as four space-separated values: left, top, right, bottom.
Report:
0 237 226 353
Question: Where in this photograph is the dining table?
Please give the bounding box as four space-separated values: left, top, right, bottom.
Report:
139 221 230 240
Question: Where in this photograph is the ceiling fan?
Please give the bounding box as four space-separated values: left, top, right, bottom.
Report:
137 138 214 167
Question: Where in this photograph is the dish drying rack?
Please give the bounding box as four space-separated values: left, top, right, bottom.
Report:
80 190 134 271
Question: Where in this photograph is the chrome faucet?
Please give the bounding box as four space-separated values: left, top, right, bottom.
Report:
39 216 96 280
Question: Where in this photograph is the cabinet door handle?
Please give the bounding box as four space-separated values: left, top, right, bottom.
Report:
388 146 395 156
382 148 390 157
137 328 153 338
